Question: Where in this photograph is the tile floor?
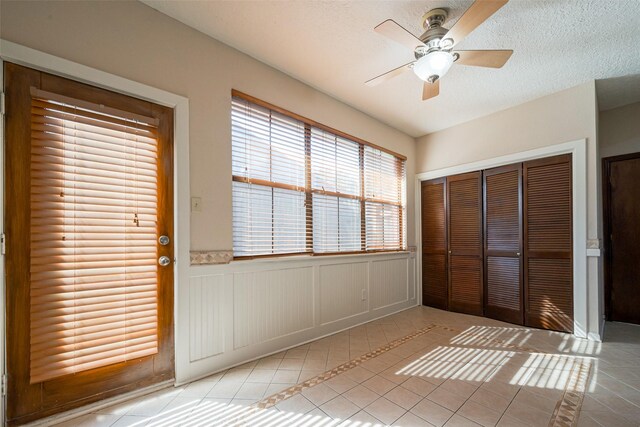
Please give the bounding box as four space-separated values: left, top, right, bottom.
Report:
54 307 640 427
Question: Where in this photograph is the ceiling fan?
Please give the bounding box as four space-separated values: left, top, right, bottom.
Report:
366 0 513 100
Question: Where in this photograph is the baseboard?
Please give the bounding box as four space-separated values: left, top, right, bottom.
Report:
22 380 174 427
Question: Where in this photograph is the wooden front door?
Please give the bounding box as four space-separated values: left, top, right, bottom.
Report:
604 153 640 325
4 63 175 425
484 164 523 325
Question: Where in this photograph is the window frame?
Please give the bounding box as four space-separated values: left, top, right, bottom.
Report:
231 89 406 259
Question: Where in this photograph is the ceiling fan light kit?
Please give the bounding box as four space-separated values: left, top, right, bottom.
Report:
367 0 512 100
413 51 454 83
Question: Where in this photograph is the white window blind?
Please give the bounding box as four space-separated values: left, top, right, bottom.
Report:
29 89 159 383
311 128 362 253
231 92 406 258
364 146 406 250
231 97 309 256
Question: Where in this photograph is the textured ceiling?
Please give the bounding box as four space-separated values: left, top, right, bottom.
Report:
142 0 640 137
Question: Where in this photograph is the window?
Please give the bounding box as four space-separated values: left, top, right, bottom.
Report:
231 90 406 258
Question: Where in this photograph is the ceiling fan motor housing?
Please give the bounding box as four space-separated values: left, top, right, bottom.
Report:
416 9 450 60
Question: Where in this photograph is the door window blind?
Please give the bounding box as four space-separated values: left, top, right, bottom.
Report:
29 88 160 383
231 92 406 258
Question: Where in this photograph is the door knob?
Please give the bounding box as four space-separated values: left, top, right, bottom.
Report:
158 256 171 266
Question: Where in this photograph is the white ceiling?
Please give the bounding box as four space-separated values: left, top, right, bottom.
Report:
142 0 640 137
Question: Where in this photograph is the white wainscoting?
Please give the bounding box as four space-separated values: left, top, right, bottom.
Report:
319 262 368 325
234 267 315 350
189 274 227 362
177 252 417 384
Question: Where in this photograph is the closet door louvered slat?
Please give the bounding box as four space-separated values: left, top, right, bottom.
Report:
524 154 573 333
421 178 448 309
483 164 523 324
447 172 483 315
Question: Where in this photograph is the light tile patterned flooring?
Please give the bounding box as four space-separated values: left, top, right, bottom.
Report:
55 307 640 427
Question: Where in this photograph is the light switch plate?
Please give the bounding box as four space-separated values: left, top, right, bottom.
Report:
191 197 202 212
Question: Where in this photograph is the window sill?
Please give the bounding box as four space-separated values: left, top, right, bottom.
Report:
232 250 411 265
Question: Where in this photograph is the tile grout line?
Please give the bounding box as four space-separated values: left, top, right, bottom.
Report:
202 320 592 426
254 323 438 410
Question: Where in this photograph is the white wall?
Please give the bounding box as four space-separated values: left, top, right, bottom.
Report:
415 83 603 339
599 101 640 158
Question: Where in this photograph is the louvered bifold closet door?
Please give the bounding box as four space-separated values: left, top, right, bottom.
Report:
484 164 523 325
524 154 573 332
447 172 483 315
421 178 448 310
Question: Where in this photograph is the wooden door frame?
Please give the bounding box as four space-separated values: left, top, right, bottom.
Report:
414 139 589 338
602 151 640 321
0 40 191 425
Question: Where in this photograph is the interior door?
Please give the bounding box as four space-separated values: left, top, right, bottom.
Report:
4 63 175 424
484 164 523 325
604 153 640 324
421 178 448 310
447 171 483 316
523 154 573 333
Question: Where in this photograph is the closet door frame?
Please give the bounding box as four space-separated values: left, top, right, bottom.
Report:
483 163 524 325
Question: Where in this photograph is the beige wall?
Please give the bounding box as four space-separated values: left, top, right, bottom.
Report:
416 81 598 239
0 0 416 251
416 82 603 337
599 102 640 159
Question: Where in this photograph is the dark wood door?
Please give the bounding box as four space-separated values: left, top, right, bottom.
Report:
523 154 573 333
604 153 640 324
421 178 448 309
484 164 523 325
5 63 175 425
447 172 483 316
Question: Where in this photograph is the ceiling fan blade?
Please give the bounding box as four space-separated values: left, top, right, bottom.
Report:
374 19 425 52
454 50 513 68
442 0 508 49
422 80 440 101
365 61 415 86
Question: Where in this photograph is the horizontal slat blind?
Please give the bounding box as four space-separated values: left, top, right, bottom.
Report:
311 128 362 252
231 94 406 257
231 97 308 256
364 146 405 250
30 92 159 383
